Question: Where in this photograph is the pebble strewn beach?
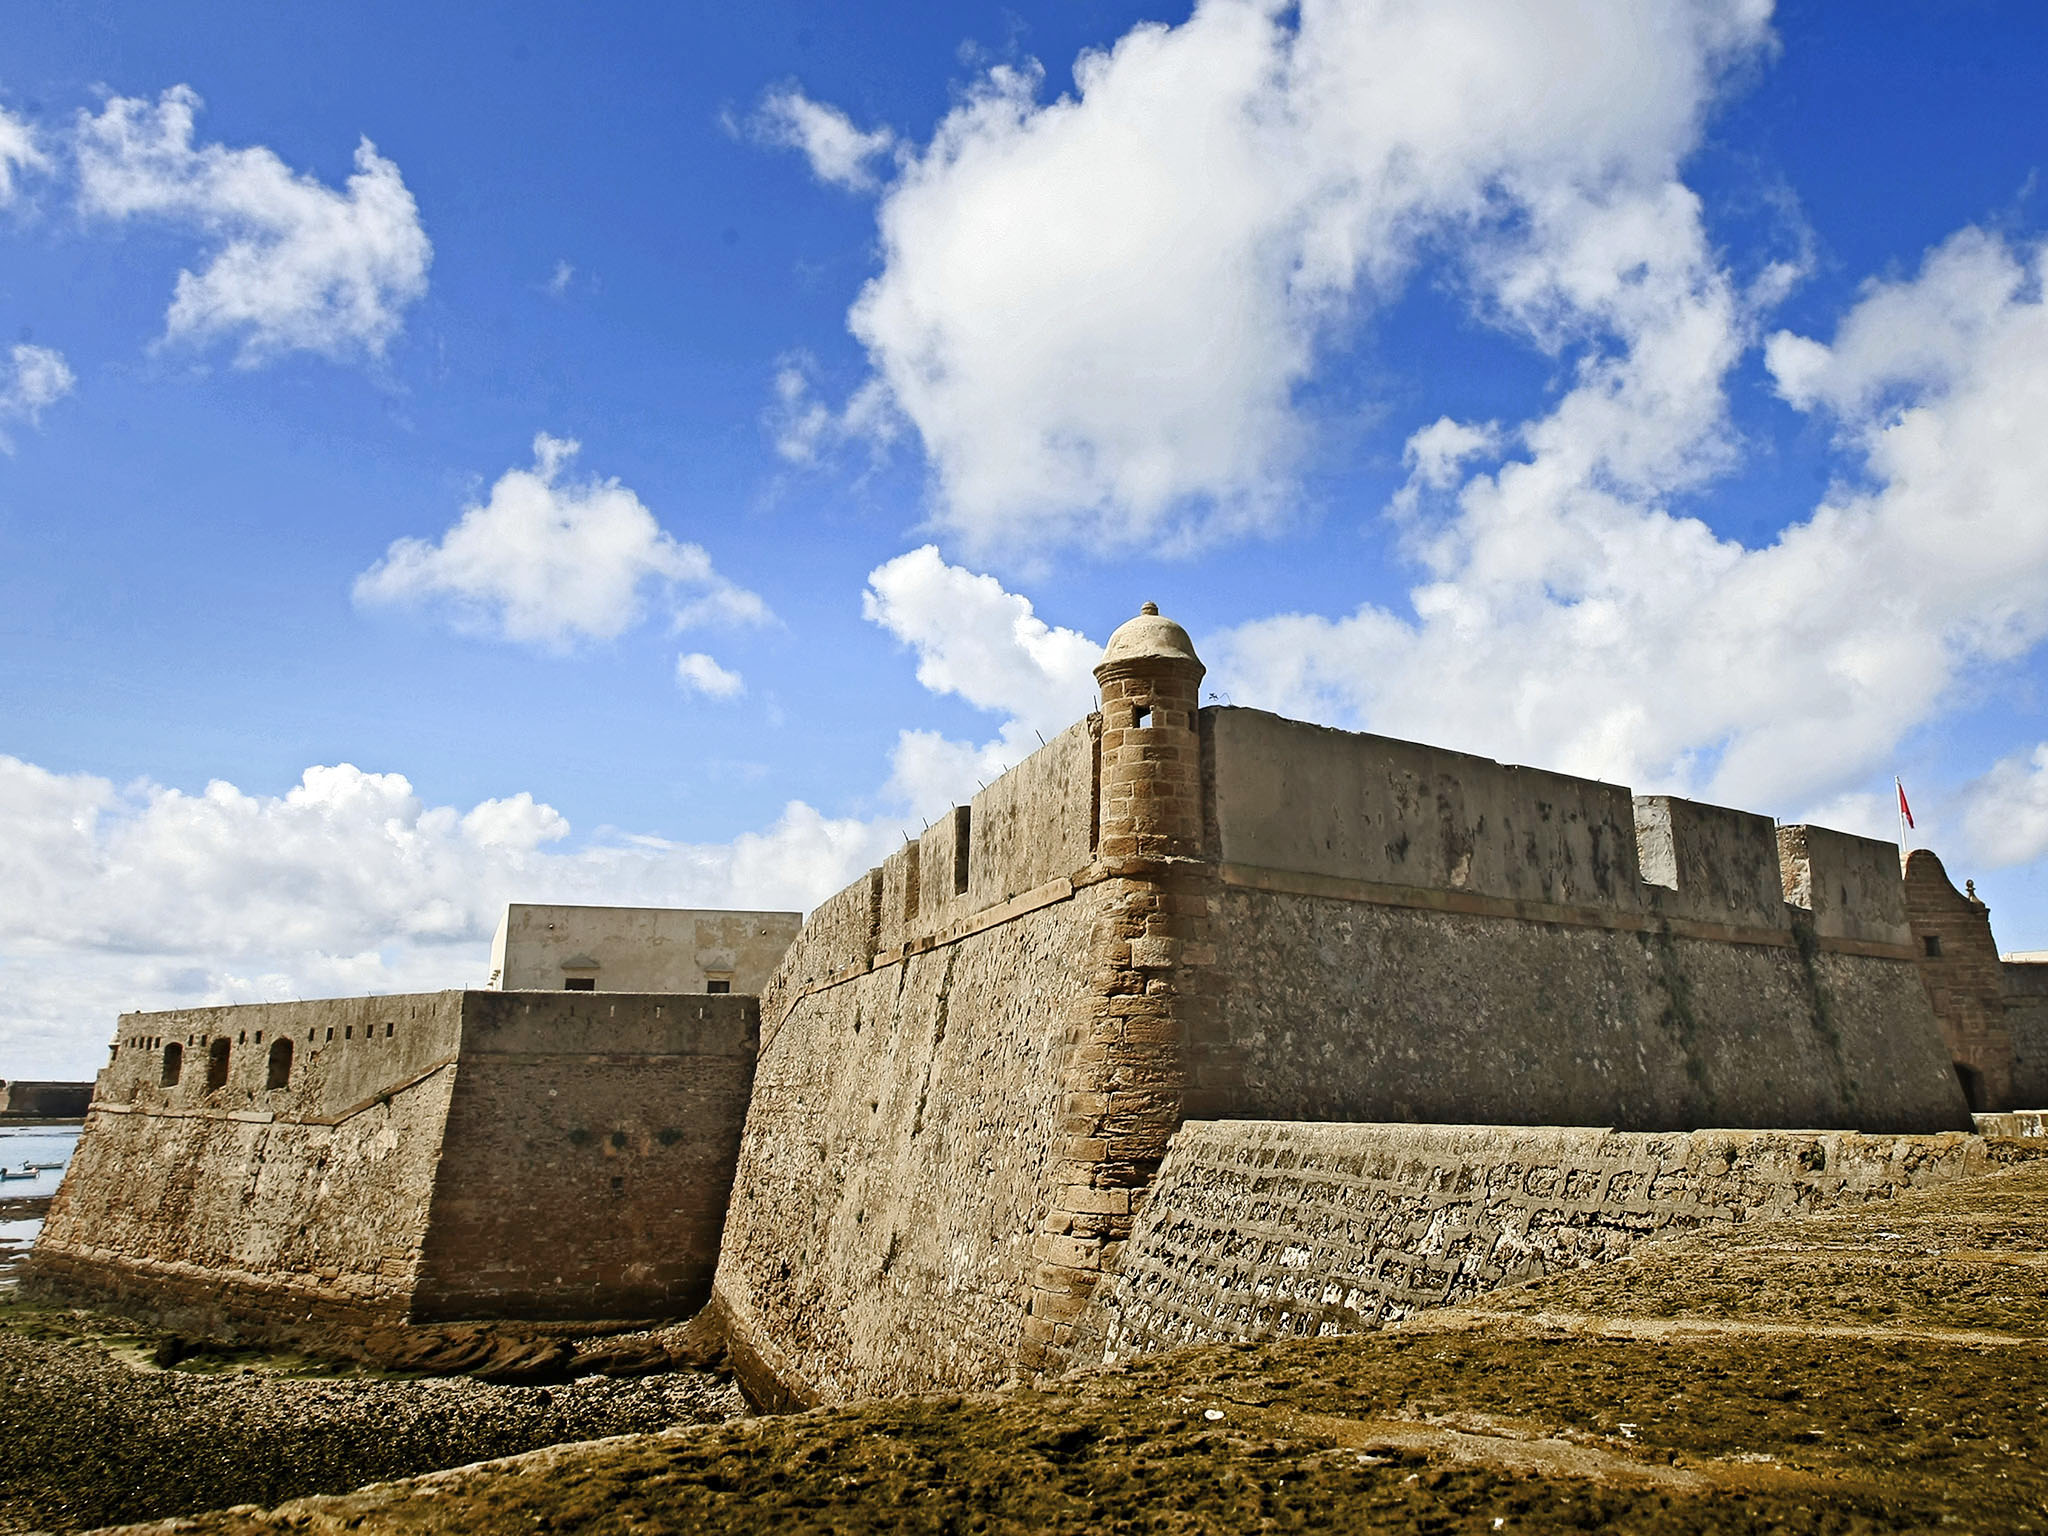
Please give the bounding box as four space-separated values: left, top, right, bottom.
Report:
0 1326 745 1533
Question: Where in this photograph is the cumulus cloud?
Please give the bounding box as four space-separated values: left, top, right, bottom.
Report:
0 103 48 203
1213 223 2048 815
676 651 746 699
861 545 1103 818
0 343 75 447
767 352 897 465
863 545 1100 732
74 85 431 363
755 87 896 192
355 433 770 650
1 551 1111 1072
1960 744 2048 872
0 754 891 1077
783 0 1772 556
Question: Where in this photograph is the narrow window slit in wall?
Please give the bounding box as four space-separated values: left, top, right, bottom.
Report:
161 1043 182 1087
1089 720 1102 853
953 805 972 896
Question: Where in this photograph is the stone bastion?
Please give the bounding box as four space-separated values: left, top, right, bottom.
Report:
29 989 757 1335
706 604 1974 1408
30 604 2020 1414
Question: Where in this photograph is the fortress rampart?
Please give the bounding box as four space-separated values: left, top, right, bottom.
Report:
1902 847 2048 1110
711 605 1968 1408
30 990 757 1332
1079 1119 2011 1363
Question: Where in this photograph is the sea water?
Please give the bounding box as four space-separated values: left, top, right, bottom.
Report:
0 1123 81 1280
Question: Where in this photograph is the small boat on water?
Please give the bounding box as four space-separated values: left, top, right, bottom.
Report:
0 1168 34 1181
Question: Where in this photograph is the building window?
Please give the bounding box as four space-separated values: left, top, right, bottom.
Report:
206 1038 231 1092
161 1043 183 1087
267 1038 293 1090
706 978 732 994
1924 934 1943 958
564 977 597 991
953 804 972 896
1133 704 1153 729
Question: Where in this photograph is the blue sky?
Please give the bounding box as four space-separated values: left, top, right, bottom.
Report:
4 0 2047 1076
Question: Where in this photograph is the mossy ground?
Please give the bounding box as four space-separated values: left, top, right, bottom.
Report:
96 1156 2048 1535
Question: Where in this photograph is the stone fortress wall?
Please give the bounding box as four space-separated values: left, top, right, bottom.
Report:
31 990 757 1332
1077 1119 2012 1364
31 601 2033 1415
0 1080 91 1118
711 604 1971 1409
1903 848 2048 1109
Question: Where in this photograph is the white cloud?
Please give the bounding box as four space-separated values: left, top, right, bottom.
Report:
0 343 75 447
1213 223 2048 816
0 754 891 1078
786 0 1772 556
755 87 895 192
767 352 898 464
354 433 770 650
75 85 431 363
1961 743 2048 871
0 104 48 203
1 554 1107 1074
677 651 746 699
546 259 575 296
861 545 1104 820
863 544 1100 735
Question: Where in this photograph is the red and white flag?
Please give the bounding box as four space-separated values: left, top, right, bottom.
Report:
1897 779 1915 830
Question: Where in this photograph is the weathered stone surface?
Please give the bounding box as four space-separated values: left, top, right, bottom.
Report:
1902 845 2048 1111
714 891 1108 1406
1202 883 1962 1132
30 991 758 1332
92 1161 2048 1536
711 609 1970 1407
0 1080 90 1118
1079 1119 2023 1364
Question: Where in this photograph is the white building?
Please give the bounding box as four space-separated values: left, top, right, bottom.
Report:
486 904 802 995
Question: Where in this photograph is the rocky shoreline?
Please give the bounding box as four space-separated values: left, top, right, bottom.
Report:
0 1313 746 1534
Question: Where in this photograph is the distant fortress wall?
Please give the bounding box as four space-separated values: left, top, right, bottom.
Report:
1193 711 1959 1132
711 607 1969 1408
0 1080 92 1118
31 991 757 1333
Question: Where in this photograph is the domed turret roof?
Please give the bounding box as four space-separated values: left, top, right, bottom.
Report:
1096 602 1203 676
